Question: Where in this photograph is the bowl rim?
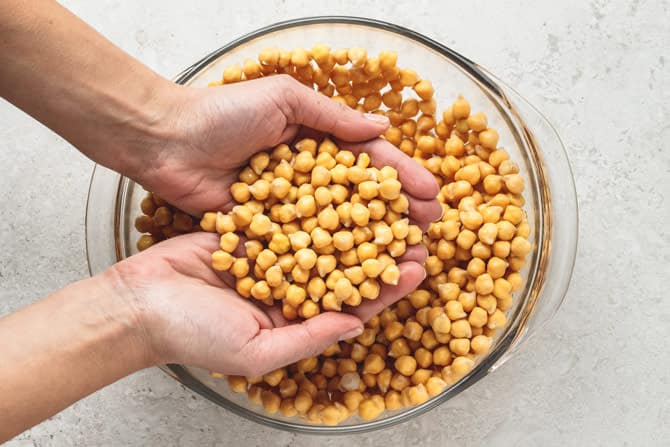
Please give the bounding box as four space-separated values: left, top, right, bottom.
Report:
85 15 576 435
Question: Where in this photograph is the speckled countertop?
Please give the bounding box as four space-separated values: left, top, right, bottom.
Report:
1 1 668 446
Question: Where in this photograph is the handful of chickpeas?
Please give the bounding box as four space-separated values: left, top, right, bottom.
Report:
199 139 421 319
134 45 531 425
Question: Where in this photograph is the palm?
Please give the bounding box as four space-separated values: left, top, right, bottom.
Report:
113 233 426 377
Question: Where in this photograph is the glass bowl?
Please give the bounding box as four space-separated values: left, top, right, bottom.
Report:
85 17 578 434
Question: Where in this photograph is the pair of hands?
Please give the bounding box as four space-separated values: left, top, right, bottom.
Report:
109 75 441 377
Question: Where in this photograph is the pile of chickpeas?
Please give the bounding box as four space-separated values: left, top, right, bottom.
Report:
199 141 421 319
133 45 531 425
134 195 198 249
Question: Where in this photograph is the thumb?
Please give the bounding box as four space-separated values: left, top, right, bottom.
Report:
274 75 389 142
242 312 363 375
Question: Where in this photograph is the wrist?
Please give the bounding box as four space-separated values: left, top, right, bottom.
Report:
103 77 184 182
86 268 159 370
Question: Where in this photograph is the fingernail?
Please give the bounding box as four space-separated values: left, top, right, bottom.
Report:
435 205 446 222
339 326 363 341
363 113 389 125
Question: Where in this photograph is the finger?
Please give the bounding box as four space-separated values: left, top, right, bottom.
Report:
408 196 443 227
398 244 428 265
242 312 363 374
275 75 390 142
146 232 227 284
278 123 301 144
339 138 440 201
288 126 326 144
348 262 426 322
263 302 291 328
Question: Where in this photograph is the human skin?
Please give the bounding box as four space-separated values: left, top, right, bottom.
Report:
0 0 441 441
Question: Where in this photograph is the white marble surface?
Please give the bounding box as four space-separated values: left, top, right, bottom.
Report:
1 0 668 445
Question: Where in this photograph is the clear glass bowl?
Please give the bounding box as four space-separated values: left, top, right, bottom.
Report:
85 17 578 434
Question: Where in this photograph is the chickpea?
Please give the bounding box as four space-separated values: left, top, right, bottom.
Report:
405 384 429 405
359 279 380 299
383 194 407 216
379 178 402 200
322 292 341 311
468 306 489 328
315 205 339 231
452 96 470 119
319 186 343 207
517 220 530 238
198 212 217 233
474 273 494 295
413 347 433 369
403 321 424 341
234 277 254 298
316 254 337 276
172 211 193 233
387 218 409 240
507 272 523 291
152 206 172 226
285 284 306 308
359 354 383 375
456 229 477 250
387 338 410 359
380 264 400 285
251 281 271 300
351 202 371 227
487 309 507 330
310 227 332 249
325 270 345 290
216 251 244 276
334 277 354 301
248 178 270 200
223 375 247 393
344 288 362 306
341 249 362 268
387 239 406 257
450 319 472 338
360 258 383 278
437 283 460 302
431 312 451 335
450 356 475 378
478 128 499 150
264 265 283 288
246 385 265 405
398 139 415 156
486 256 508 279
413 79 434 100
432 346 452 367
449 338 471 356
472 292 491 314
394 355 417 376
458 291 476 312
211 250 234 271
298 300 320 319
389 372 411 393
510 236 532 257
384 321 404 342
292 390 313 415
136 234 157 251
230 181 252 203
272 280 290 301
359 398 385 421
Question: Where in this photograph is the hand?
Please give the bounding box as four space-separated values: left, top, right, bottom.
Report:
134 75 442 225
107 232 426 377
